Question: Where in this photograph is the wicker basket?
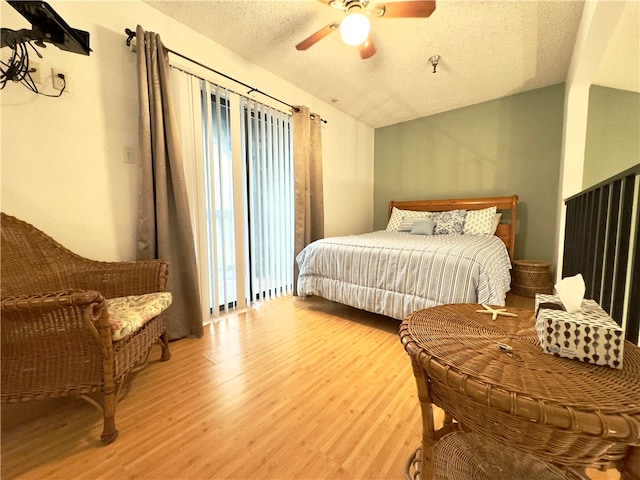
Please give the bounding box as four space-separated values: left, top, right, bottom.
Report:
511 260 553 297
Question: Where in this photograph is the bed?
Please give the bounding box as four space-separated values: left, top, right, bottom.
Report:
296 195 518 320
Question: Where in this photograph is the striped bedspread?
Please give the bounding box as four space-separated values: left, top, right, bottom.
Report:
296 231 512 320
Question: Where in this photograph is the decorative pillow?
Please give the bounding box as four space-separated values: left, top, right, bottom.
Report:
432 209 467 235
386 207 432 231
107 292 173 341
492 213 502 234
410 219 436 235
397 216 428 232
464 206 498 236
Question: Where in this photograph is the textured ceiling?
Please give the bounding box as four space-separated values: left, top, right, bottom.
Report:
144 0 639 128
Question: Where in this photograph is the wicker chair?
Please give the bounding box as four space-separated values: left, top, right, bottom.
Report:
1 212 171 445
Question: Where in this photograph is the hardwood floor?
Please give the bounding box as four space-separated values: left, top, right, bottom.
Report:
1 295 619 479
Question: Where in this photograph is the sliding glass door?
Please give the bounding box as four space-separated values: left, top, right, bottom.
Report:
174 70 294 322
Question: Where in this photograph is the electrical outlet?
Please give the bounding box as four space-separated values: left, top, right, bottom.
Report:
30 61 41 84
51 68 68 91
123 145 136 164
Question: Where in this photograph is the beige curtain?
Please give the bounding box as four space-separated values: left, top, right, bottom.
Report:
293 106 324 294
135 25 203 339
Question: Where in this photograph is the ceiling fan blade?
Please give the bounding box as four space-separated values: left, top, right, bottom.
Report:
374 1 436 18
295 22 339 51
359 36 376 59
318 0 346 9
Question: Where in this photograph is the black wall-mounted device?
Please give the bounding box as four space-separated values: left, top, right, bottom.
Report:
1 0 91 55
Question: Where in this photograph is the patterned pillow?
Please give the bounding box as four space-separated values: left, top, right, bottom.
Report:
107 292 172 341
464 206 498 235
432 209 467 235
397 216 430 232
386 208 432 231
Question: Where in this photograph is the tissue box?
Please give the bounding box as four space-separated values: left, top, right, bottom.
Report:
535 294 624 369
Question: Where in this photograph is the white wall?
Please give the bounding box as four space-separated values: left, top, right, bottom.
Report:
1 0 374 261
554 0 627 280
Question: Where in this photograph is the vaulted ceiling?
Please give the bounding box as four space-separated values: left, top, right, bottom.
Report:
144 0 640 128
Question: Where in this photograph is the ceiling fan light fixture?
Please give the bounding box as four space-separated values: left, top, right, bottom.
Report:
339 12 370 46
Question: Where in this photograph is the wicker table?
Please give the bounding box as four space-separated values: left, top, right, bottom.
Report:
400 304 640 475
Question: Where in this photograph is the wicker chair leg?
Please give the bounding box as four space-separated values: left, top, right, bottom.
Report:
420 442 436 480
160 331 171 361
100 391 118 445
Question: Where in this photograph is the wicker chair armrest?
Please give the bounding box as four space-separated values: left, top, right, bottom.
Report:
63 259 169 299
1 289 104 311
1 289 113 357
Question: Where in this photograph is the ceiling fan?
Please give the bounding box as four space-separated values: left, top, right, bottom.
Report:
295 0 436 60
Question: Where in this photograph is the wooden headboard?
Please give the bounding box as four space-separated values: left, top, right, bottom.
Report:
388 195 518 261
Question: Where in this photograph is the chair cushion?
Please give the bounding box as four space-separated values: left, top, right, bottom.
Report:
106 292 172 341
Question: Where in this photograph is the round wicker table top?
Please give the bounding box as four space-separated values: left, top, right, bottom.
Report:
400 304 640 443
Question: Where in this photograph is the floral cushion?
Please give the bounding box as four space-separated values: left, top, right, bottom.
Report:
432 209 467 235
106 292 172 341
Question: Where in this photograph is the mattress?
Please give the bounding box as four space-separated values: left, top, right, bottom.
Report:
296 230 512 320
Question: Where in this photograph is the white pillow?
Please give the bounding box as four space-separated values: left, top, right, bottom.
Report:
463 206 497 235
386 207 432 231
492 213 502 234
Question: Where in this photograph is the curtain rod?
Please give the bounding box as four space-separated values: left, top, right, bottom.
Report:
124 28 327 124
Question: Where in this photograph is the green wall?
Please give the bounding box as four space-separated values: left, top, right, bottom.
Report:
584 86 640 189
374 84 565 263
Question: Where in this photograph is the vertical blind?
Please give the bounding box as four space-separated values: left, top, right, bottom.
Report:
201 82 237 313
173 68 294 321
242 98 294 302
